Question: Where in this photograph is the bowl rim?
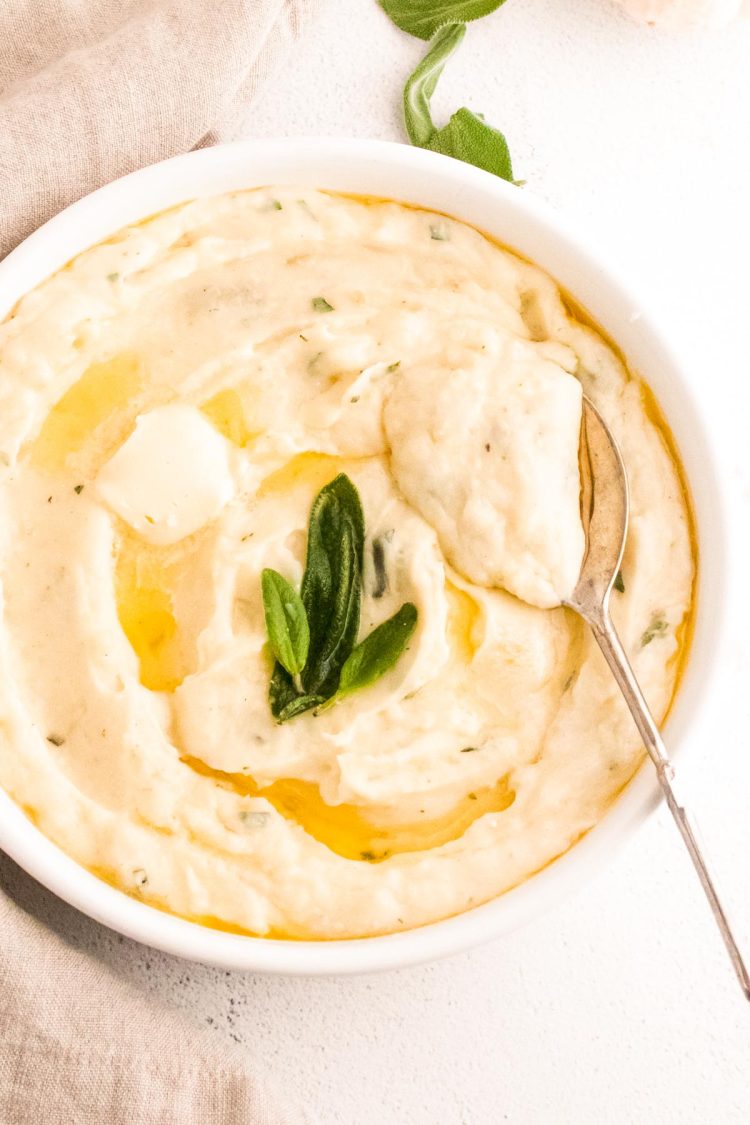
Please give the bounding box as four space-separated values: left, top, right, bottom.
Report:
0 137 726 974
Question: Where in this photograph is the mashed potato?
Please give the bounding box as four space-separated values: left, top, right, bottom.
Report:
0 189 694 938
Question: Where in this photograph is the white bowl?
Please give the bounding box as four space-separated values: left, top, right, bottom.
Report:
0 139 724 974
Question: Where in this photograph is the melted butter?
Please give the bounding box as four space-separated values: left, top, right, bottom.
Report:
257 451 367 498
114 529 211 692
637 381 698 697
445 580 482 662
200 388 259 447
84 860 311 940
183 755 515 863
28 354 144 474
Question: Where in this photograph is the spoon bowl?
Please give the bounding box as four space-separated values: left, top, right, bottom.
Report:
567 396 629 620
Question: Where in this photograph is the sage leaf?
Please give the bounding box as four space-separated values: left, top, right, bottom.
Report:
427 107 513 182
300 474 365 697
380 0 507 40
403 24 513 182
332 602 418 704
269 663 298 720
277 693 326 723
261 569 309 677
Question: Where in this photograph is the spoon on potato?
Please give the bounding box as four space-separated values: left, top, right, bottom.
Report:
566 395 749 999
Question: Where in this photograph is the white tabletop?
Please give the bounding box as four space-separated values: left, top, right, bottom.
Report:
4 2 750 1121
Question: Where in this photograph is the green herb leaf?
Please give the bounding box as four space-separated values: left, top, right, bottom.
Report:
312 296 334 313
277 693 326 723
269 663 298 719
613 570 625 594
300 474 365 697
403 23 465 147
427 106 513 181
261 569 310 677
403 24 513 182
380 0 506 40
332 602 418 704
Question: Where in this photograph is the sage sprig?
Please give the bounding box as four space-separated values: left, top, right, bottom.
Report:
381 1 514 183
261 475 418 722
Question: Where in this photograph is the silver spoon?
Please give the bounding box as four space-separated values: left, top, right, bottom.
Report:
565 395 750 1000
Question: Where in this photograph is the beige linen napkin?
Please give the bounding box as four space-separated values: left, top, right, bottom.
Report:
0 0 320 258
0 2 322 1121
0 860 309 1125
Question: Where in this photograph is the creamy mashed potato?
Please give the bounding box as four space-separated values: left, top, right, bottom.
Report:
0 189 694 939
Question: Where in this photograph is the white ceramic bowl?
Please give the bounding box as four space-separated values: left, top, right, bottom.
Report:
0 139 724 974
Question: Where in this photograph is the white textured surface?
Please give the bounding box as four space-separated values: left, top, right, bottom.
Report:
3 1 750 1121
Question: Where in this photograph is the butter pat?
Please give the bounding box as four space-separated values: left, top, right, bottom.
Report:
96 404 234 545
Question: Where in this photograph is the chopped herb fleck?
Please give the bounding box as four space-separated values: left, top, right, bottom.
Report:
562 672 575 693
460 746 480 753
46 734 65 747
484 443 491 453
360 850 377 862
297 199 318 221
106 272 120 282
429 221 451 241
371 535 389 599
299 333 309 342
641 617 668 647
386 361 401 373
311 296 334 313
239 810 270 827
263 199 283 211
467 792 477 801
73 484 84 494
613 570 625 594
308 351 324 372
350 395 360 403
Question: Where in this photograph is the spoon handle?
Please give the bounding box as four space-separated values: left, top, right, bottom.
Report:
589 611 750 1001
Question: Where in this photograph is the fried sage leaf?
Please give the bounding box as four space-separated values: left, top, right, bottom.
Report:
328 602 418 706
261 568 310 677
300 474 365 697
